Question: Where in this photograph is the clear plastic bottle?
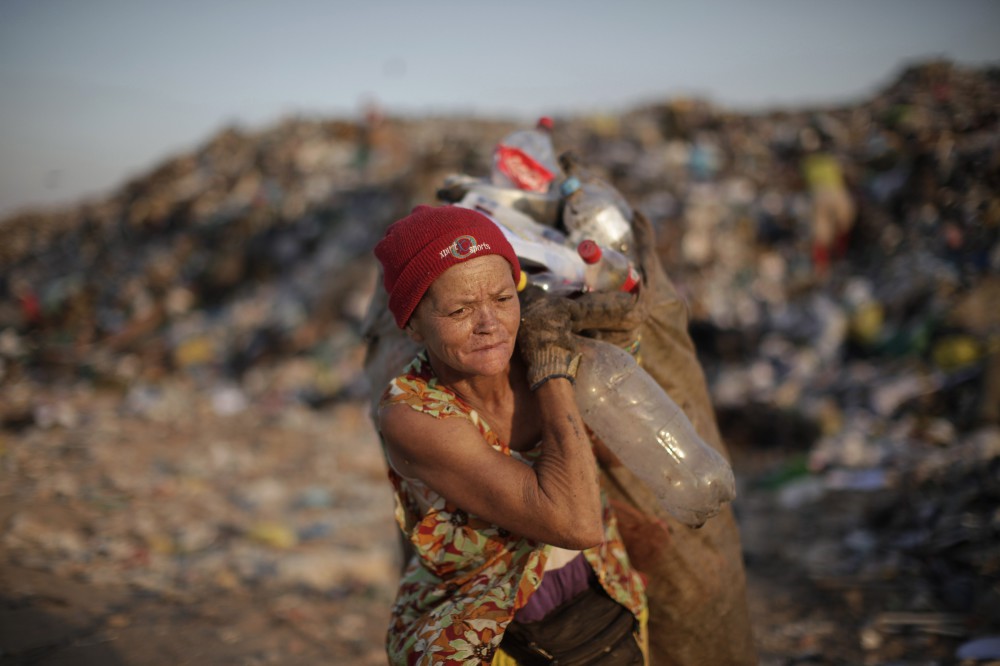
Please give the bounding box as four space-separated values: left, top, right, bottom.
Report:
460 191 568 246
438 173 561 227
462 195 588 289
573 335 736 526
559 152 636 258
517 270 586 296
577 239 640 293
491 117 560 194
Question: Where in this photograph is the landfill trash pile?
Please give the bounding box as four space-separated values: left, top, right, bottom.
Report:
1 59 999 664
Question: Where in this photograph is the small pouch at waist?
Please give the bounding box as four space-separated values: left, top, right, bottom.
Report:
499 581 642 665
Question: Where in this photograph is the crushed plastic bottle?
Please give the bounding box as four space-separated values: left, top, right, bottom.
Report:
458 193 587 287
461 192 639 296
437 173 561 226
518 270 586 296
573 335 736 526
559 151 635 258
459 191 568 246
578 239 640 293
491 117 560 194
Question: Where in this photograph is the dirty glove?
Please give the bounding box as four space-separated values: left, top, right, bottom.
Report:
572 210 660 351
517 286 582 391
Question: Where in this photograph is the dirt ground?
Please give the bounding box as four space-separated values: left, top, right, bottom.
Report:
0 375 987 666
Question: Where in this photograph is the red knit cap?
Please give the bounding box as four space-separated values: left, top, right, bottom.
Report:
374 205 522 328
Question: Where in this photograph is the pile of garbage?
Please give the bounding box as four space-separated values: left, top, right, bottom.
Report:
0 116 511 418
1 58 999 659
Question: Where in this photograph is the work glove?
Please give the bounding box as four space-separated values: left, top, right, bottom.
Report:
572 210 659 352
517 286 582 391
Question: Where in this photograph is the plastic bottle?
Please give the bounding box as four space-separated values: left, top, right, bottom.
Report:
437 173 561 227
559 152 636 258
573 335 736 527
577 239 641 293
491 117 560 194
517 270 586 296
460 195 588 288
459 191 568 246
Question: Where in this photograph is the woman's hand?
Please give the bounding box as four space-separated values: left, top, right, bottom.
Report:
517 286 582 390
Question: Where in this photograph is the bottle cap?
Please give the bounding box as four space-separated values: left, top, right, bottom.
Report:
577 240 602 264
620 266 641 293
560 176 581 197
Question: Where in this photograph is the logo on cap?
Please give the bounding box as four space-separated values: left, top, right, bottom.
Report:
439 235 492 260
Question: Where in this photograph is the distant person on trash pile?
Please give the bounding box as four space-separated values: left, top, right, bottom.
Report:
799 127 856 280
372 204 649 665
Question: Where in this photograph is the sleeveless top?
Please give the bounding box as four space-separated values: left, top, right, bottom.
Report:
378 351 646 665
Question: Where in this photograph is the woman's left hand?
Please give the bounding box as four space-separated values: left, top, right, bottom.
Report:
517 286 583 390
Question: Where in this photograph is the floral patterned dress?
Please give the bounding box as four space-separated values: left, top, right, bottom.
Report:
379 351 646 665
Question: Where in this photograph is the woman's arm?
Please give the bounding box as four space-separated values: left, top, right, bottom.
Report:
380 376 603 550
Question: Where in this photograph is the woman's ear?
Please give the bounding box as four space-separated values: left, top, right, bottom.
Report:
404 319 424 344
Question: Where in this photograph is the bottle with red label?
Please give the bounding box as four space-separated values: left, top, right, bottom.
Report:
577 239 640 293
490 117 560 194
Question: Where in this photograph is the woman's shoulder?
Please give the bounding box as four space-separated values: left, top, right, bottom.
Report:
380 352 468 420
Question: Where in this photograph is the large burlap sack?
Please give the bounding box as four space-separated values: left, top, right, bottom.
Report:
361 241 757 665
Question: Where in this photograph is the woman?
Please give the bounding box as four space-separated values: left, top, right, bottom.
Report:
373 205 648 665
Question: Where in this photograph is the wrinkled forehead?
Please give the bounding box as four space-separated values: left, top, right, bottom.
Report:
421 255 516 303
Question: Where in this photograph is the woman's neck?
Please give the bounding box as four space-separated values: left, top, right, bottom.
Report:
433 356 539 451
443 364 515 411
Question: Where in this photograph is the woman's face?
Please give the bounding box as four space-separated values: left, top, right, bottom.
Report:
407 255 520 379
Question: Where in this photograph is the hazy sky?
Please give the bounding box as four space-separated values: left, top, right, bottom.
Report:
1 0 998 218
